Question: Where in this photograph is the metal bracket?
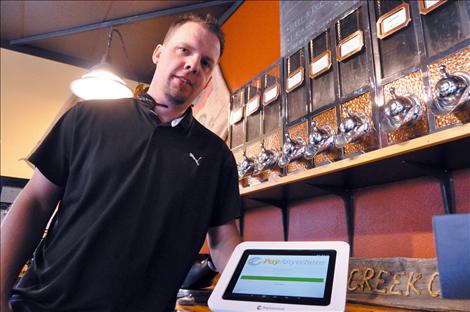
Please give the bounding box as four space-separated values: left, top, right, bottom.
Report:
239 201 245 239
304 183 355 256
403 161 456 214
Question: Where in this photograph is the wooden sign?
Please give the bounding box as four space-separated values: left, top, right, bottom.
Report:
347 258 470 311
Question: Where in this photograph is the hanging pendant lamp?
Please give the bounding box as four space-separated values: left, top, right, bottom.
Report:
70 28 133 100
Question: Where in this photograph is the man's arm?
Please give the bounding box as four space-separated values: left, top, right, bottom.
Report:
1 169 62 310
207 219 242 273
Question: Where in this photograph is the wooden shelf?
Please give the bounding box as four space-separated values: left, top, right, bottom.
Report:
240 123 470 210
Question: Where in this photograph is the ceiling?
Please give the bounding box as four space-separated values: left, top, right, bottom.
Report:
1 0 242 83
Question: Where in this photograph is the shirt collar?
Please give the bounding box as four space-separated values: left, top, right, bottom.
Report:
137 92 193 129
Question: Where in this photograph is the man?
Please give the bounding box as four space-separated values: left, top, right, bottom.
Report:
1 14 242 311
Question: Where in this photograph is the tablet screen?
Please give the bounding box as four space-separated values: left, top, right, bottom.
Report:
222 249 336 306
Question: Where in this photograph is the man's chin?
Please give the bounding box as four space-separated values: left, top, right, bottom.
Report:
165 87 199 107
168 95 191 107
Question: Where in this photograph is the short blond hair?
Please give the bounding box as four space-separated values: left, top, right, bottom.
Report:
163 13 225 57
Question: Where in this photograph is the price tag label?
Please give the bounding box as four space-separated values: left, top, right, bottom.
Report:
230 107 244 125
263 84 279 106
310 50 332 79
337 31 364 61
246 96 260 116
286 68 304 93
377 3 411 39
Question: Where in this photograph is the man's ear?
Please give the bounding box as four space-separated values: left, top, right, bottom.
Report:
203 76 213 90
152 44 163 64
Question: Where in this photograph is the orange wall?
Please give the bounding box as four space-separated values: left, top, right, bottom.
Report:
220 1 280 92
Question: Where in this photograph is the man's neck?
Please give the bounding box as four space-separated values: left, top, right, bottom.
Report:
146 90 188 123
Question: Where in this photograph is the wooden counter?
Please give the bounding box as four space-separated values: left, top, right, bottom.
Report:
175 303 416 311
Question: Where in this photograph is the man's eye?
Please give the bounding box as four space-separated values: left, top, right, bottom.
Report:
202 60 212 69
178 47 188 53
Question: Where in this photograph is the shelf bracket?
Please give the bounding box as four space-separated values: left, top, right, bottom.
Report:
248 198 285 209
402 161 456 214
304 183 355 256
239 201 245 239
249 197 289 241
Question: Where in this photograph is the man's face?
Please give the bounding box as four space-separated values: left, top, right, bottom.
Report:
151 21 220 107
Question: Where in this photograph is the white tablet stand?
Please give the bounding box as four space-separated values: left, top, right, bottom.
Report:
208 241 349 312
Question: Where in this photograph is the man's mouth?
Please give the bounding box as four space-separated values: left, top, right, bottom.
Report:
174 75 193 88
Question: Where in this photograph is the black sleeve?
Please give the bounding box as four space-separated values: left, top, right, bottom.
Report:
210 147 241 227
28 104 79 187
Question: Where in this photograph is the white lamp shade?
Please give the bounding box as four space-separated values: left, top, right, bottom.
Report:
70 66 133 100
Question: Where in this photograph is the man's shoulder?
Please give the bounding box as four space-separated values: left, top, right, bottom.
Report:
75 97 136 111
192 119 226 142
191 119 231 152
69 98 138 121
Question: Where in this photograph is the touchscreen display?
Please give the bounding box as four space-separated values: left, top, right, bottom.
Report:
222 249 336 306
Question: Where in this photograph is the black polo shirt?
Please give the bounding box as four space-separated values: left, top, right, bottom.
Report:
12 95 241 312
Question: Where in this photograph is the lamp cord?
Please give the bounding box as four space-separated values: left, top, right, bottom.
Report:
106 29 129 64
104 28 140 84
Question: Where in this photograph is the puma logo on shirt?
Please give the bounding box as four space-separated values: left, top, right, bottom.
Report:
189 153 202 166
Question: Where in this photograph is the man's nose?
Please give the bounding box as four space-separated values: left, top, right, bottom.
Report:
184 55 200 73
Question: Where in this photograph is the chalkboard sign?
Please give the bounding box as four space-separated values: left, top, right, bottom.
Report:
280 0 360 56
